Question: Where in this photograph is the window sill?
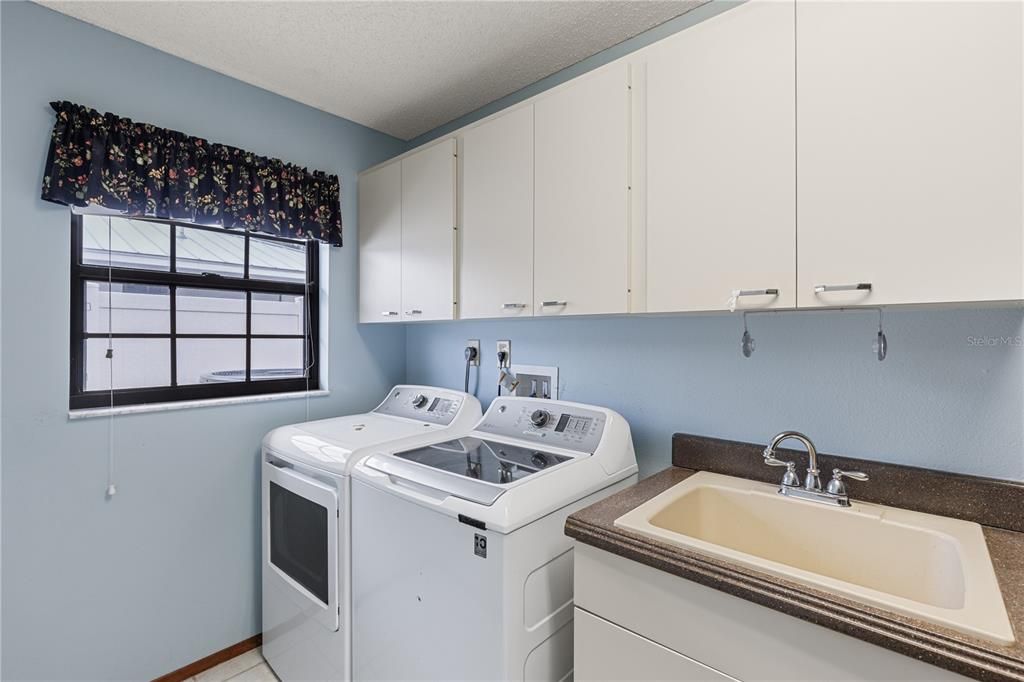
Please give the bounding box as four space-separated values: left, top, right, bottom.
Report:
67 389 331 420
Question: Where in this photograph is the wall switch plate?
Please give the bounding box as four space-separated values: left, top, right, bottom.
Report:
466 339 480 366
512 364 559 400
496 340 511 368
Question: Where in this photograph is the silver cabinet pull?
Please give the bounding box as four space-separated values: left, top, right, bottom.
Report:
814 283 872 294
381 311 399 317
404 309 422 315
502 303 527 309
727 288 780 312
541 301 568 307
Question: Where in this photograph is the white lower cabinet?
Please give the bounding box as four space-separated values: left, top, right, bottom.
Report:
575 608 735 681
574 544 968 682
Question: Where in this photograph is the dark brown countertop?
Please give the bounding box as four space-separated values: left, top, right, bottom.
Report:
566 437 1024 682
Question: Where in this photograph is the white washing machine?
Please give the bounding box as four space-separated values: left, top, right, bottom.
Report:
351 396 639 681
261 385 482 682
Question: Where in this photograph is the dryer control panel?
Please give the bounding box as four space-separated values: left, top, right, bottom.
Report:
477 398 606 453
373 386 465 425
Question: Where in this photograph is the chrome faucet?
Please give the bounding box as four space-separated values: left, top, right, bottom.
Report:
763 430 869 507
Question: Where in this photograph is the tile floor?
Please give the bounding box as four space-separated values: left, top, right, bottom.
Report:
189 647 279 682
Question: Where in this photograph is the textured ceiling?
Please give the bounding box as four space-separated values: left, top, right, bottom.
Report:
37 1 702 140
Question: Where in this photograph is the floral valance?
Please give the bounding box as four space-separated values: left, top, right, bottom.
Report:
41 101 342 245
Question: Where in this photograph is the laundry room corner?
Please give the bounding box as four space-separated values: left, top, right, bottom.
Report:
0 3 406 679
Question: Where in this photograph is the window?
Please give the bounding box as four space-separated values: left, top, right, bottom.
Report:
70 214 320 409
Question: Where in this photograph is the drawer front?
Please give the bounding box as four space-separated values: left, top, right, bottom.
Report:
575 608 735 681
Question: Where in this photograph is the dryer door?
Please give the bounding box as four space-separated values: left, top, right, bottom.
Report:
264 461 340 631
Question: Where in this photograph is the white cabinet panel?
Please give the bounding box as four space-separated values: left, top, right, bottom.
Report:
575 544 968 682
459 106 534 319
575 608 736 682
645 0 796 313
358 161 402 323
534 63 630 316
400 139 456 321
797 0 1024 307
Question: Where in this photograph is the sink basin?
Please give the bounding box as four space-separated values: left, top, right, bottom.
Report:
615 471 1015 645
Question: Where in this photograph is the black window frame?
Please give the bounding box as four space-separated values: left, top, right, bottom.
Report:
70 213 320 410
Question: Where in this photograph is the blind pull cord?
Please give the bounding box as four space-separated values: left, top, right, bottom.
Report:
105 215 117 499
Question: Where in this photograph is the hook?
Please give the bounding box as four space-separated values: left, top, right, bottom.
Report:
741 312 756 358
874 308 888 361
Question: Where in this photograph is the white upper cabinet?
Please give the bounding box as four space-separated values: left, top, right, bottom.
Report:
459 105 535 319
797 0 1024 307
400 139 457 321
358 161 402 323
534 62 630 316
644 0 796 313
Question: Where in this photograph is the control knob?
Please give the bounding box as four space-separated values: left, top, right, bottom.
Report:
411 394 429 409
529 409 551 427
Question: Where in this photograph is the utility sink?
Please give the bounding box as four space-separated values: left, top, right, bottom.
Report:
615 471 1015 645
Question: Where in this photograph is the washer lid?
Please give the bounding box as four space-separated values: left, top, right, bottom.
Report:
265 413 436 473
365 437 572 506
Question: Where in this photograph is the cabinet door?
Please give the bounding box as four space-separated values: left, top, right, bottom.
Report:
400 139 456 321
646 0 796 313
358 162 402 323
575 609 736 682
534 63 630 316
797 0 1023 307
459 106 534 319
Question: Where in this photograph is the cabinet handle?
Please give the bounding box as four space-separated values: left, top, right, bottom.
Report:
814 283 872 294
404 309 423 315
502 303 527 309
541 301 568 307
381 311 399 317
727 288 780 312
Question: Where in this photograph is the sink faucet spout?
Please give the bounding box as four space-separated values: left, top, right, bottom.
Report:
765 431 821 491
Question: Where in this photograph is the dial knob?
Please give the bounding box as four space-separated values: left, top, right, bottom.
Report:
529 409 550 427
411 394 428 409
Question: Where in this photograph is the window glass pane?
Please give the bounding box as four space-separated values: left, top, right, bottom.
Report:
250 237 307 282
175 226 245 277
176 338 246 385
85 281 170 334
176 288 246 334
252 293 305 335
252 338 306 381
84 338 170 391
82 215 170 271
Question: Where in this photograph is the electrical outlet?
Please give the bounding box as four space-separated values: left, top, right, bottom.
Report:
466 339 480 366
496 340 511 368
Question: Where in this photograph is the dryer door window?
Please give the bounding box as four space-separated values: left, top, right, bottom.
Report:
270 481 329 605
263 461 339 631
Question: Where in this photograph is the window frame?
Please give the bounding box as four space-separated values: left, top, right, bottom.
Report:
69 213 320 410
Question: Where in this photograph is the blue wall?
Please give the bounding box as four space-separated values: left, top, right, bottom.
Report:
403 2 1024 482
0 3 406 679
406 311 1024 480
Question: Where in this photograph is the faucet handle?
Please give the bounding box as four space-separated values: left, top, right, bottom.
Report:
826 468 869 496
763 450 801 487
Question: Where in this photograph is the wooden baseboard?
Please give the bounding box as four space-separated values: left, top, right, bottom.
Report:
153 634 262 682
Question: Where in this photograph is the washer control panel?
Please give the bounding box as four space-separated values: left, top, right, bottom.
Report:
374 387 464 425
478 398 606 453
